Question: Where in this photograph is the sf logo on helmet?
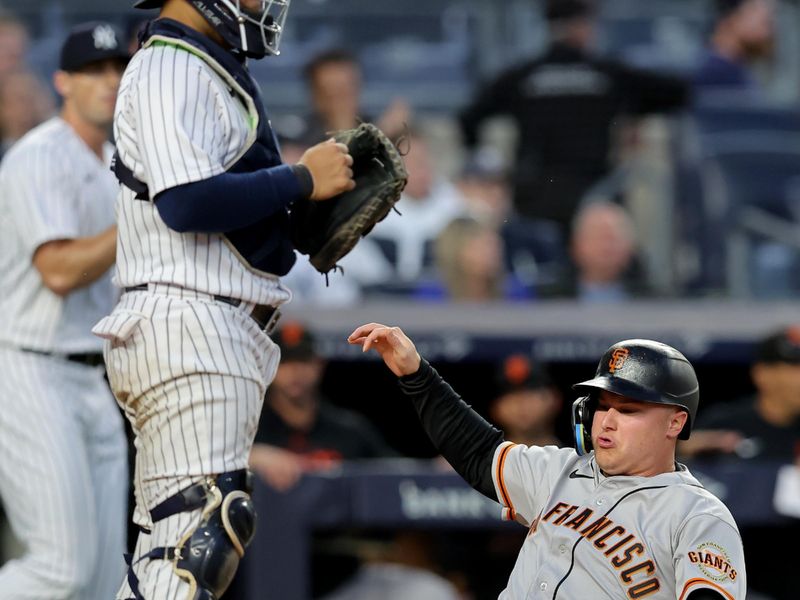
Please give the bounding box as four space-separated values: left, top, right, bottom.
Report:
608 348 630 373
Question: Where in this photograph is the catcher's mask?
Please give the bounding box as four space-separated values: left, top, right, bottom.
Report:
570 339 699 455
134 0 290 58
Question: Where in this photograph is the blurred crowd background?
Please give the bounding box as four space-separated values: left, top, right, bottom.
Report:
3 0 800 302
1 0 800 599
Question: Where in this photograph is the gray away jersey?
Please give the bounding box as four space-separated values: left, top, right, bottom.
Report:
112 40 291 305
0 117 117 353
492 442 745 600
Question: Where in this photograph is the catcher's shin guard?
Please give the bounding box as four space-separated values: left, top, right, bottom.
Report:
125 470 257 600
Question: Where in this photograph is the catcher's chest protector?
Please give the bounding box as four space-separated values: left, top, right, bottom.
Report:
117 19 297 276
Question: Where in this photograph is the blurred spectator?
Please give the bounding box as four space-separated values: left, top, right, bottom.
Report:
0 69 55 159
369 129 467 285
0 13 28 80
694 0 775 93
320 532 460 600
679 325 800 600
456 146 513 225
456 148 566 291
490 355 563 447
459 0 689 233
250 322 396 492
680 326 800 463
419 216 532 302
300 48 409 144
541 201 649 301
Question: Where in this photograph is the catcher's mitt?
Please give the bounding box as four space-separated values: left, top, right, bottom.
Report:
290 123 408 274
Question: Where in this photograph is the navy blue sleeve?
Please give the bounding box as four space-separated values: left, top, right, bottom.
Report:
155 164 313 233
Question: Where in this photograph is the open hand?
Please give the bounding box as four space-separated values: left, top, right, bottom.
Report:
347 322 421 377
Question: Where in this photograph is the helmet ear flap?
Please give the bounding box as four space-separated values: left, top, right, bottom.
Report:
571 395 594 456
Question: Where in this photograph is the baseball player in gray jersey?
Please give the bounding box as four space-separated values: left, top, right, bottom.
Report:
349 323 746 600
93 0 355 598
0 23 129 600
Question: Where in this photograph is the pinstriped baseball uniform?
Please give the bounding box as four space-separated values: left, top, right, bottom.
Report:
94 19 290 599
491 442 746 599
0 117 128 599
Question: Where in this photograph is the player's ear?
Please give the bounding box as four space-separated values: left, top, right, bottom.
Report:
53 70 71 98
667 409 688 439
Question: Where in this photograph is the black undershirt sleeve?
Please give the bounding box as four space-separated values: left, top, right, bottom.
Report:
398 359 505 500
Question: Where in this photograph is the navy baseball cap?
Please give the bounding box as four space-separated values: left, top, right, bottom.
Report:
496 355 553 395
274 321 317 362
755 326 800 364
59 22 129 72
545 0 595 22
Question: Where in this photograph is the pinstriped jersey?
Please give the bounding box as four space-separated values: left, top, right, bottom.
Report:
491 442 745 600
112 36 291 305
0 118 117 353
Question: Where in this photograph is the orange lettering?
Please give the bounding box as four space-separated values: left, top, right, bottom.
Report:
594 525 626 549
581 516 612 539
553 505 578 525
543 502 569 522
628 578 660 598
612 542 644 567
604 535 634 557
621 560 655 583
564 508 593 530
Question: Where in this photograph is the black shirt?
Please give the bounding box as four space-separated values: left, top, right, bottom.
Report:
255 400 396 461
696 397 800 462
460 42 689 228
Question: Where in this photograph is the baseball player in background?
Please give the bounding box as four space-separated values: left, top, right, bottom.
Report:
0 23 130 600
92 0 355 598
350 323 746 600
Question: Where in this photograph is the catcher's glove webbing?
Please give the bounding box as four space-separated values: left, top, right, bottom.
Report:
290 123 408 275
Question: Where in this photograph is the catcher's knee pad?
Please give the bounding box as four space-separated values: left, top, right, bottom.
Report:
127 470 257 600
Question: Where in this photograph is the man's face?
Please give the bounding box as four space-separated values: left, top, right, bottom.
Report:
753 361 800 416
731 0 775 59
59 59 126 128
492 388 558 436
310 61 361 119
591 391 685 477
0 71 54 140
240 0 266 12
0 23 28 78
402 136 433 200
271 358 324 406
571 206 634 283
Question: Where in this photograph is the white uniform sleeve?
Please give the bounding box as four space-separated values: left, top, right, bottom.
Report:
491 442 576 525
131 46 238 197
674 514 746 600
1 146 81 257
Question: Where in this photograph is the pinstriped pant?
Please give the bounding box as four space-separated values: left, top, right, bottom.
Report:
0 348 128 600
95 290 280 599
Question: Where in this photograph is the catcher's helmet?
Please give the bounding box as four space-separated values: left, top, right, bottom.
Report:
571 339 699 455
134 0 290 58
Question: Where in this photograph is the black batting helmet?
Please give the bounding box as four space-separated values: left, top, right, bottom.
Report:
571 339 699 455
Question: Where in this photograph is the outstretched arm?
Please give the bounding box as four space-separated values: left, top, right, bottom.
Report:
348 323 504 500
